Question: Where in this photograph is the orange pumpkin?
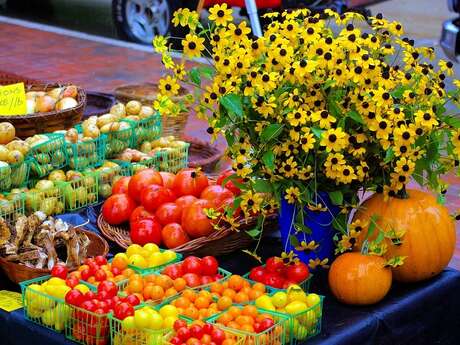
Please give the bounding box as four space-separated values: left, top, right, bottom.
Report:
328 252 392 305
353 189 455 283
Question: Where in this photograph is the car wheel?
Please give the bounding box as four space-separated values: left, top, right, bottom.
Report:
112 0 183 45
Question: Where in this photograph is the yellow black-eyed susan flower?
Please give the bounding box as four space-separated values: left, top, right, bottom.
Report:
182 34 205 58
208 3 233 26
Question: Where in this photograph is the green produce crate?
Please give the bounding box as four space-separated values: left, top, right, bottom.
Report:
0 192 25 224
24 185 65 216
130 113 162 148
109 304 170 345
154 143 190 173
65 303 111 345
67 134 107 170
0 159 31 192
94 161 131 198
207 306 289 345
243 266 313 293
106 122 135 158
28 133 68 178
111 156 160 175
19 275 72 333
56 172 99 212
131 249 182 275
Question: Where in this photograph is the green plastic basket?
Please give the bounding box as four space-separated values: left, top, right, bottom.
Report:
130 114 162 148
56 172 99 212
153 143 190 173
111 156 160 175
67 134 107 170
19 275 72 333
0 159 31 192
207 306 290 345
243 266 313 293
94 161 132 198
105 122 135 158
28 133 68 178
0 192 25 224
65 302 111 345
109 304 171 345
24 184 65 216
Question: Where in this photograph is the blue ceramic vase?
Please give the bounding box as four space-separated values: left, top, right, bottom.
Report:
279 192 340 270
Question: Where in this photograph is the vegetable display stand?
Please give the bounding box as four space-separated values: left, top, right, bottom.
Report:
129 113 162 148
155 143 190 173
19 275 72 333
67 134 107 170
28 133 68 178
106 123 135 158
65 304 110 345
56 172 99 212
243 268 313 293
207 307 289 345
0 159 31 192
24 185 65 216
0 192 25 224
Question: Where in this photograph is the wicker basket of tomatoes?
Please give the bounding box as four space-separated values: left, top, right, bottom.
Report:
97 168 278 256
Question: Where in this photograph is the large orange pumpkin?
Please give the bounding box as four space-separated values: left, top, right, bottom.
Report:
328 252 392 305
353 189 455 283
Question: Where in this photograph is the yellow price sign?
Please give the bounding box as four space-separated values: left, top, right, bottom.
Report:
0 82 27 116
0 290 23 312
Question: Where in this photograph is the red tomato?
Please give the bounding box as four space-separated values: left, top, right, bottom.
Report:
125 294 141 306
155 203 182 226
181 199 214 238
141 185 176 212
201 256 218 276
175 195 198 209
263 273 285 289
202 323 214 334
65 289 84 306
97 281 118 298
216 170 242 195
248 266 265 282
72 323 85 341
80 268 91 281
170 337 182 345
66 276 79 288
259 318 275 332
217 196 241 218
85 291 97 300
95 256 107 266
182 256 203 275
112 176 131 195
161 223 190 248
173 169 209 197
80 300 97 312
286 261 309 283
265 257 285 273
162 263 183 279
114 302 134 320
128 169 163 203
174 319 188 332
211 328 226 343
176 327 191 341
200 276 214 285
102 194 137 225
130 206 155 224
130 219 162 245
200 185 234 208
51 263 68 279
190 324 204 339
160 172 176 189
183 273 201 287
94 269 107 282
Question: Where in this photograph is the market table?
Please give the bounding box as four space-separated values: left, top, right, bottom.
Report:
1 208 460 345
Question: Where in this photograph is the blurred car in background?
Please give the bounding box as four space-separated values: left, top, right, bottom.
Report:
441 0 460 61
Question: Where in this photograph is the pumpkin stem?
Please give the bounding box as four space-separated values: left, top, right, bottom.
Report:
395 187 409 199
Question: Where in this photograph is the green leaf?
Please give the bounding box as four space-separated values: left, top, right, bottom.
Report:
384 148 394 164
375 230 385 244
253 179 273 193
246 228 261 238
322 79 336 90
328 99 341 117
443 115 460 129
328 191 343 205
222 175 246 191
262 151 275 170
347 110 364 124
366 215 379 239
261 124 284 142
220 94 243 117
289 235 300 248
390 86 406 99
294 223 312 235
437 194 446 205
197 66 215 80
189 67 201 86
225 131 234 147
311 127 323 138
332 213 347 233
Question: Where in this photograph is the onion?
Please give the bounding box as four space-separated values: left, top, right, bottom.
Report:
26 99 36 114
110 103 126 118
139 106 154 118
62 85 78 98
0 123 15 144
35 95 56 113
126 100 142 115
55 97 78 111
47 87 64 100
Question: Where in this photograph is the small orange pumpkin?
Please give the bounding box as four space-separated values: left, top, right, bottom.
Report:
328 252 392 305
353 189 455 283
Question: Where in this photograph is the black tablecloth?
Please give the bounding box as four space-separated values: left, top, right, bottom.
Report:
1 206 460 345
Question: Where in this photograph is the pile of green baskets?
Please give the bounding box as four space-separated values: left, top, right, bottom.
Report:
28 133 68 178
129 113 162 148
55 171 99 212
0 158 31 192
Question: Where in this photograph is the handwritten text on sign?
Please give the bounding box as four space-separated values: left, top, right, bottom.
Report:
0 83 27 115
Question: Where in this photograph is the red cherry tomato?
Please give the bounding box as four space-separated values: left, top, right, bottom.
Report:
95 256 107 266
170 336 182 345
201 256 218 276
130 219 162 246
162 263 183 279
182 256 203 275
130 206 155 224
113 302 134 320
80 268 91 281
85 291 97 300
259 318 275 332
176 327 191 341
65 289 84 306
211 328 226 343
248 266 266 282
161 223 190 249
94 269 107 282
200 185 234 208
80 300 97 312
200 276 214 285
174 319 188 332
181 199 214 238
97 290 111 301
183 273 201 287
125 294 141 306
51 263 68 279
173 169 209 197
202 323 214 334
175 195 198 209
102 194 137 225
216 170 242 195
112 176 131 195
159 172 176 189
97 281 118 298
189 324 204 339
155 202 182 226
286 261 309 283
128 169 163 203
66 276 79 288
141 185 176 213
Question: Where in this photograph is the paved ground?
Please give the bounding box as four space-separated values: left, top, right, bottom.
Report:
1 0 460 268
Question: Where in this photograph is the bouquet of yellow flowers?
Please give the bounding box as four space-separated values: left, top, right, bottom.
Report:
153 5 460 263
